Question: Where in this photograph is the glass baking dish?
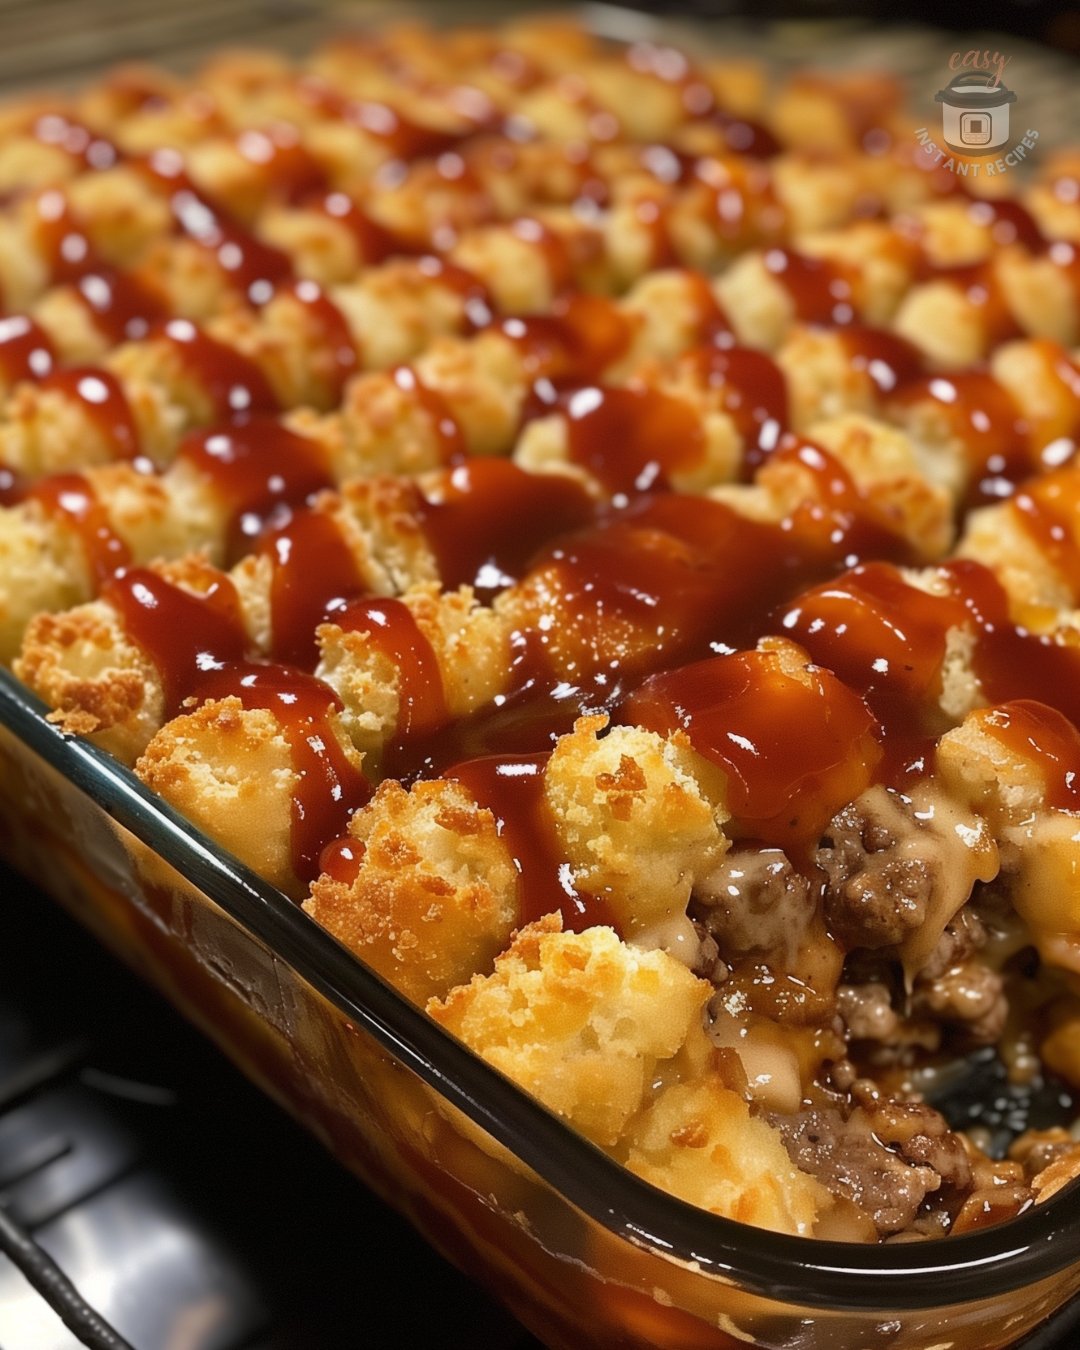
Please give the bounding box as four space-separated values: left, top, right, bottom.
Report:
3 665 1080 1349
2 2 1079 1342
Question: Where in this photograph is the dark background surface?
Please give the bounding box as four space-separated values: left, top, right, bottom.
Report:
625 0 1080 54
0 863 541 1349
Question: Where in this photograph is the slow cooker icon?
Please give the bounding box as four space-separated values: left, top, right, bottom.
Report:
935 70 1016 154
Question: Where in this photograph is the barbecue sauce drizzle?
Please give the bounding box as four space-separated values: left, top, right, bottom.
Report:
105 565 369 882
778 554 1080 786
336 597 449 741
446 753 614 933
34 189 169 342
176 416 335 563
622 648 881 847
159 319 279 418
13 90 1080 929
18 116 357 401
0 316 55 385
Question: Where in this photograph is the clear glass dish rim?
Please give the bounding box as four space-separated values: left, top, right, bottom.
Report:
2 666 1078 1313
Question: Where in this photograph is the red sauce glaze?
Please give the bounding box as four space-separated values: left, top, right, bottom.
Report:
391 636 575 780
318 835 365 886
105 566 368 882
623 648 880 846
920 258 1023 349
685 345 788 475
336 596 448 740
762 248 857 325
941 559 1080 729
891 371 1030 505
392 366 466 463
633 195 678 269
683 270 736 345
104 566 247 714
35 192 168 342
769 552 1080 781
415 255 494 330
494 292 633 381
420 149 501 236
696 158 785 252
285 281 358 404
410 458 597 601
176 416 333 561
838 327 924 397
0 315 55 384
28 473 131 582
445 753 613 932
962 196 1045 252
1011 469 1080 594
142 150 294 304
979 700 1080 812
234 124 329 205
296 79 470 162
511 217 576 295
559 383 706 494
764 438 914 564
317 191 417 264
638 142 696 187
392 475 890 782
514 492 860 695
778 562 969 780
188 662 369 882
39 368 141 460
779 563 962 702
262 509 368 668
71 266 168 344
0 466 22 506
32 113 119 171
73 267 169 344
382 475 910 782
713 111 781 160
551 144 610 211
159 319 278 418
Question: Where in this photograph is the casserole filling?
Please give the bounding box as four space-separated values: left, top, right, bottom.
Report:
3 17 1080 1240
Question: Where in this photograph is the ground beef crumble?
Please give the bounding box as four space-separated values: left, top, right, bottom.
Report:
836 904 1008 1054
815 794 934 950
770 1091 974 1237
837 981 899 1041
692 846 813 968
913 959 1007 1046
919 904 988 980
687 804 1042 1239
